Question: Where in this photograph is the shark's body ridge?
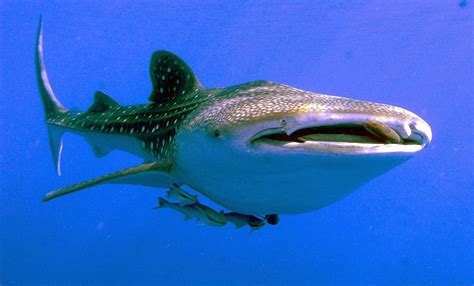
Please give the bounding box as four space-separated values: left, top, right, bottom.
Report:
37 18 432 218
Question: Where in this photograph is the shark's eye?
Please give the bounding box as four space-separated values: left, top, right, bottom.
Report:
213 129 221 138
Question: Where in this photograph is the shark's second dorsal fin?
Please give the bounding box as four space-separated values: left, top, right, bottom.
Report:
149 50 202 104
87 91 119 113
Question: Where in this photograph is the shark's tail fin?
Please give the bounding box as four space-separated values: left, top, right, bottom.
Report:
36 16 67 117
36 16 68 175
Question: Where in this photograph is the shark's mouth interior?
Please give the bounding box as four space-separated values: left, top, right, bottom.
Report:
251 123 422 148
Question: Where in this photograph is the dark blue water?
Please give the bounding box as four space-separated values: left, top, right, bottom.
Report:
1 1 473 285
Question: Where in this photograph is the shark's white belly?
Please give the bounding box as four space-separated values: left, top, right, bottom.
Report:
68 128 413 215
173 133 413 215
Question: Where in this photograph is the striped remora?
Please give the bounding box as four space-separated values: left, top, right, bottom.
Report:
37 18 432 215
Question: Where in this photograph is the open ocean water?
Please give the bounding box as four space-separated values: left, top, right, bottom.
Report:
1 1 473 285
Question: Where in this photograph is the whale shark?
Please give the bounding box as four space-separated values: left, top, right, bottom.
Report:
37 18 432 217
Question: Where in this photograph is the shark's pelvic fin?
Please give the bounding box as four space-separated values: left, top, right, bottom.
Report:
148 50 203 103
87 91 120 113
43 160 173 202
84 136 112 158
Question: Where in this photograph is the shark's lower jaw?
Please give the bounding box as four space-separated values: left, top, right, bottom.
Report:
249 115 431 155
250 126 424 154
252 139 424 154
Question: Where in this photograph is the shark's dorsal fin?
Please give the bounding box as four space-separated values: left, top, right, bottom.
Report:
87 91 119 113
149 50 202 103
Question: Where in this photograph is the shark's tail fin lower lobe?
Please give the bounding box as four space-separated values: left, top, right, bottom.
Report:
36 16 68 175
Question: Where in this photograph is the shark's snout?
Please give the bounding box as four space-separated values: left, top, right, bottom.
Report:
408 119 432 147
193 82 432 156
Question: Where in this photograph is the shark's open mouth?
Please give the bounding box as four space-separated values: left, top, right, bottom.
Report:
250 122 427 154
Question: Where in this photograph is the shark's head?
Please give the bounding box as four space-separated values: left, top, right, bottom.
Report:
174 80 432 214
182 80 431 157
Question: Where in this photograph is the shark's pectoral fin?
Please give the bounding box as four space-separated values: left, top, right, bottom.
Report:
43 160 173 202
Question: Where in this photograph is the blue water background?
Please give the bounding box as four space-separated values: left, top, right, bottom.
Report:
1 1 473 285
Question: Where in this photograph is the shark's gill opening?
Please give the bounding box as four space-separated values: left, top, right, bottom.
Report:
252 124 420 145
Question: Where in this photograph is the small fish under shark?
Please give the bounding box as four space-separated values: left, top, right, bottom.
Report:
157 196 266 230
166 183 198 206
225 212 266 231
161 184 267 230
36 18 432 227
156 198 227 227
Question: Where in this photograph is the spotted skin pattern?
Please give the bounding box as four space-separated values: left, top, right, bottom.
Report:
46 76 423 161
46 88 220 160
186 81 421 131
38 17 422 163
37 17 428 166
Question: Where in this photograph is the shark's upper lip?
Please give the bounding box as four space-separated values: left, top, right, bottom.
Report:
249 116 431 154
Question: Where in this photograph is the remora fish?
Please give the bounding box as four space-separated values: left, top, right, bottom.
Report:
157 198 226 227
225 212 265 230
166 183 198 205
37 19 432 216
155 198 201 220
193 204 227 227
